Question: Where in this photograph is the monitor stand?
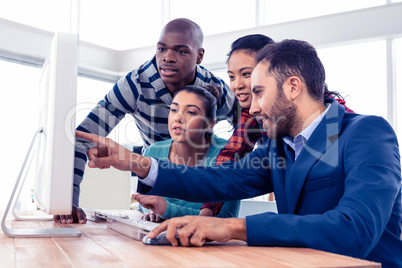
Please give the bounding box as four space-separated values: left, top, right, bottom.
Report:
1 128 81 237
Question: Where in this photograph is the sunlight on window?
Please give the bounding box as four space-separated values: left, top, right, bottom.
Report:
317 41 387 119
0 0 163 50
76 77 143 146
79 0 163 50
170 0 256 36
0 61 143 206
212 69 230 87
0 60 41 204
395 38 402 149
0 0 71 33
209 69 233 140
263 0 385 24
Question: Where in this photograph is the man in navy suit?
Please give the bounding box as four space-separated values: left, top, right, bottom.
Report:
77 39 402 267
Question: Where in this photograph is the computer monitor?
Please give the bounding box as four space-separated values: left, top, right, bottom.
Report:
1 32 81 237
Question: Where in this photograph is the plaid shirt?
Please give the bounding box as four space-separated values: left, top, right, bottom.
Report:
201 109 267 215
215 108 267 165
336 98 354 113
73 56 235 206
202 98 354 216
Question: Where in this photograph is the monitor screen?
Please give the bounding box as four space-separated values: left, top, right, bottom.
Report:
1 32 81 237
34 32 78 215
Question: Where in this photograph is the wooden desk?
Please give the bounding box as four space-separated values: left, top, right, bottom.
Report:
1 217 380 267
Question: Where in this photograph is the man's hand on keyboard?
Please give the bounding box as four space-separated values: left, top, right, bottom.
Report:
132 194 167 217
53 206 87 224
147 216 248 247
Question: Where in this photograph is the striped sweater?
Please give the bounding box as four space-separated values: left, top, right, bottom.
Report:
73 56 236 206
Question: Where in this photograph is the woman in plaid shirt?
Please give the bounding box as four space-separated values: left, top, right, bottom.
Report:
200 34 354 216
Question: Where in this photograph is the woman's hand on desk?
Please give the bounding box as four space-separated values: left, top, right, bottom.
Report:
147 216 247 247
53 206 87 224
199 208 214 216
133 193 167 217
142 211 163 222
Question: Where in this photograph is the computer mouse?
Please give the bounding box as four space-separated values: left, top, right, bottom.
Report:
142 232 180 245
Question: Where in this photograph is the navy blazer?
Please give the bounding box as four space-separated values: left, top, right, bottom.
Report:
139 99 402 267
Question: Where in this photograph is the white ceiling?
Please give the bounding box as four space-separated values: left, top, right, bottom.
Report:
1 2 402 82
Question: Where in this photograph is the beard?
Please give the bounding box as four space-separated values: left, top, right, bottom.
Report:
267 88 299 139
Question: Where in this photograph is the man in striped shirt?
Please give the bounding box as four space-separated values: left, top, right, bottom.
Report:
53 18 235 224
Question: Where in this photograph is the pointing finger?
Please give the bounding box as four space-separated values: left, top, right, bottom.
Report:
76 131 107 146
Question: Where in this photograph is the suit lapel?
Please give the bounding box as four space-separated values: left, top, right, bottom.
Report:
286 99 345 213
269 139 290 213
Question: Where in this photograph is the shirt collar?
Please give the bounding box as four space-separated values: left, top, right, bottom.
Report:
283 103 331 152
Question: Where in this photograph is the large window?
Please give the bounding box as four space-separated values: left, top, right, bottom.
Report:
317 41 387 118
0 59 141 211
0 0 72 33
79 0 163 50
395 38 402 147
170 0 256 36
76 77 141 146
0 0 163 50
262 0 385 25
0 60 41 210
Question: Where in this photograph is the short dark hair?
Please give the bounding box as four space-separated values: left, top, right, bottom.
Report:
163 18 204 49
256 39 326 102
227 34 275 62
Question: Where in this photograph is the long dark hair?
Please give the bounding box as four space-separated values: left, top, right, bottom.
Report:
227 34 275 61
324 83 345 99
228 34 275 126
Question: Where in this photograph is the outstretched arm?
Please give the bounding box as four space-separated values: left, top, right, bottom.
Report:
76 131 151 178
